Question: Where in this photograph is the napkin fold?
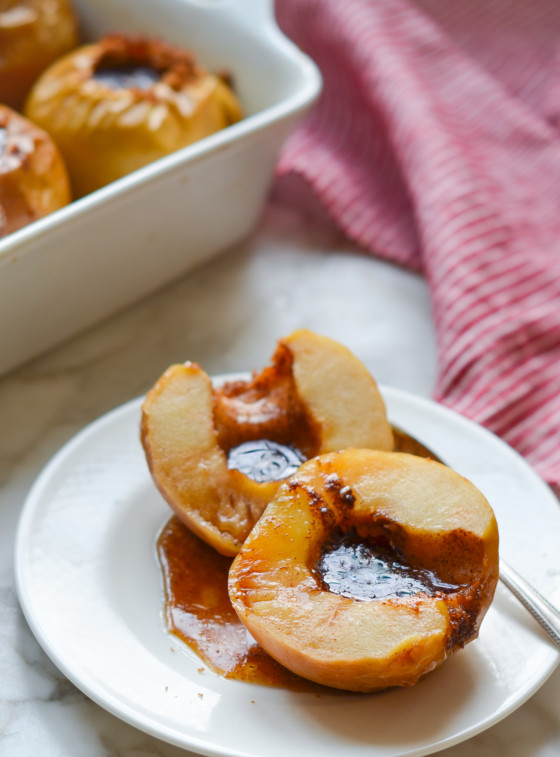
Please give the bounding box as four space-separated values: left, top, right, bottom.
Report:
275 0 560 492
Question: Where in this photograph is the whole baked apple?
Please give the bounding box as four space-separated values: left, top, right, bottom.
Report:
0 105 71 237
25 32 243 197
228 449 499 691
0 0 78 110
141 330 394 556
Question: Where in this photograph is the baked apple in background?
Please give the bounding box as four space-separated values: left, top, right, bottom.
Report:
0 104 71 238
141 329 394 556
24 32 244 197
228 449 499 692
0 0 78 110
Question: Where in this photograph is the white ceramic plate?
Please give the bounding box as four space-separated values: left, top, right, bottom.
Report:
15 382 560 757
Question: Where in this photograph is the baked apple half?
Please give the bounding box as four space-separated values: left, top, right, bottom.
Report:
141 330 394 556
25 32 243 197
228 449 499 691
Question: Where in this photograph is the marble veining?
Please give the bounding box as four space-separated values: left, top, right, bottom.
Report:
0 205 558 757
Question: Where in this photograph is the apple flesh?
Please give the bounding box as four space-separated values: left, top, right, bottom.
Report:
228 449 499 691
141 330 393 556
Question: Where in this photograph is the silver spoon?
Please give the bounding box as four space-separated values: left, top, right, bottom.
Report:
499 558 560 650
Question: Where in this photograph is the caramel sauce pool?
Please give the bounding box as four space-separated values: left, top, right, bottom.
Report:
158 516 315 690
157 429 438 688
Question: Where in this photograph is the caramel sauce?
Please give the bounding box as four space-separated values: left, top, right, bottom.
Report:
93 65 160 90
316 529 460 601
227 439 306 483
213 343 320 459
392 426 440 460
158 516 317 690
157 427 445 688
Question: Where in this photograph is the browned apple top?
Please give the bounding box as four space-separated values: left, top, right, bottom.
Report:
91 33 199 93
213 342 320 460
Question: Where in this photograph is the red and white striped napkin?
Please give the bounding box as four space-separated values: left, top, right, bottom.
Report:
274 0 560 492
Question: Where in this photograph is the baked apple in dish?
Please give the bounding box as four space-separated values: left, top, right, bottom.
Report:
0 104 71 237
228 449 499 692
25 32 244 197
0 0 79 110
141 330 394 556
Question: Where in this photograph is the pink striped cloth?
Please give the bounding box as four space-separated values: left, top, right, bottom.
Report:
274 0 560 492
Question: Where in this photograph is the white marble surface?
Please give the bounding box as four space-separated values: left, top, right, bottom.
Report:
1 205 558 757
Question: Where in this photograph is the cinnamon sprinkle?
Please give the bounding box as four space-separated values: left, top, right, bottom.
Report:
93 33 202 90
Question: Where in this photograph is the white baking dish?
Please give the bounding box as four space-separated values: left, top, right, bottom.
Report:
0 0 321 376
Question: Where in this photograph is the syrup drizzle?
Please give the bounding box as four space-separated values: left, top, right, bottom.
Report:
316 530 460 601
227 439 306 483
157 517 315 689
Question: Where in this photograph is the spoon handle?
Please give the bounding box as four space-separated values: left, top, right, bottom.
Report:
499 558 560 650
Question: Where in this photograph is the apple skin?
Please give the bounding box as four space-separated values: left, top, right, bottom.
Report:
228 449 499 692
141 330 393 556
